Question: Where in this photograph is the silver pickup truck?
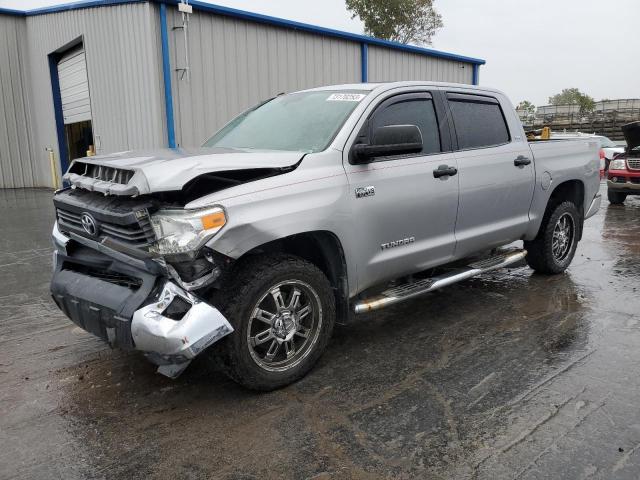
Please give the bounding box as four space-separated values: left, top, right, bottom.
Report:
50 81 601 390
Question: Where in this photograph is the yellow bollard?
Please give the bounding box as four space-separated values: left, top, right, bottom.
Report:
46 147 60 189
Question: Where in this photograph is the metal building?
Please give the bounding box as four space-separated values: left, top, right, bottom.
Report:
0 0 485 189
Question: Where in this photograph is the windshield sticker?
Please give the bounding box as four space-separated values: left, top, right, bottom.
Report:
327 93 366 102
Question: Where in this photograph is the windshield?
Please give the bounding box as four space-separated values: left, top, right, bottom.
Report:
203 90 368 153
598 136 617 148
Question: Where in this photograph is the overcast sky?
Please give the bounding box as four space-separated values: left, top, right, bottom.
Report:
2 0 638 106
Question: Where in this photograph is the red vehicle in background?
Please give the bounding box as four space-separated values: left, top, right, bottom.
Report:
607 121 640 204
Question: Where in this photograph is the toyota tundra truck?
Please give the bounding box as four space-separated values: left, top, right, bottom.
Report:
50 82 601 390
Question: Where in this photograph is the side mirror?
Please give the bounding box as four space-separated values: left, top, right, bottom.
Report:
352 125 423 163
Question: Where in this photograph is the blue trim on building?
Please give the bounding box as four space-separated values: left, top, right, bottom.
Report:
48 53 70 175
23 0 143 16
1 0 485 66
159 3 176 148
0 7 26 16
360 43 368 83
472 64 479 85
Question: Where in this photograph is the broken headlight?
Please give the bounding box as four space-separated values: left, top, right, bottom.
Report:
149 207 226 255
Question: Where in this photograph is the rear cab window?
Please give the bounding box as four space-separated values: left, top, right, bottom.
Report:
446 93 511 150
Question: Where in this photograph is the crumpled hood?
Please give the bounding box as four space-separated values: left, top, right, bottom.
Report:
63 147 305 196
622 121 640 152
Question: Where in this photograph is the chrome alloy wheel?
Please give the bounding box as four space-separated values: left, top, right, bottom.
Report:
552 212 575 262
246 280 322 372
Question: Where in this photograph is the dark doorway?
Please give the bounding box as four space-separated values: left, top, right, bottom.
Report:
65 120 94 161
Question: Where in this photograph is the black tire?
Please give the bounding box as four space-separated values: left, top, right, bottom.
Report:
607 190 627 205
524 201 580 275
207 254 335 391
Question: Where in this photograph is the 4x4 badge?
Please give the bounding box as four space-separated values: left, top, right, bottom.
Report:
355 186 375 198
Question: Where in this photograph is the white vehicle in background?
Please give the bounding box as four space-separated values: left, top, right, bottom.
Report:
551 132 624 176
598 136 626 164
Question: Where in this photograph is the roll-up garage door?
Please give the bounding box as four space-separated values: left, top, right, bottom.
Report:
57 46 92 124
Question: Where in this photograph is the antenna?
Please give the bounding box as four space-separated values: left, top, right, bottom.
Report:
174 0 192 81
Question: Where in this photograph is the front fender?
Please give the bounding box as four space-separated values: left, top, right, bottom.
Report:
198 153 358 295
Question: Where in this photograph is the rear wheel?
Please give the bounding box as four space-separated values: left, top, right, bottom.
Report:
524 201 580 274
208 254 335 391
607 190 627 205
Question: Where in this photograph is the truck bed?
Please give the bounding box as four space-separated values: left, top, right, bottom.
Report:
524 138 600 239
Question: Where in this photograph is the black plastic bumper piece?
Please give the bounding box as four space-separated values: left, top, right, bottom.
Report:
608 186 640 195
51 245 159 350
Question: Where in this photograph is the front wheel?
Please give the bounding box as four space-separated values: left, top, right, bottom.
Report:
208 254 335 391
607 190 627 205
524 201 580 274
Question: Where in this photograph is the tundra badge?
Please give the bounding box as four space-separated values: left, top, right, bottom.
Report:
381 237 415 250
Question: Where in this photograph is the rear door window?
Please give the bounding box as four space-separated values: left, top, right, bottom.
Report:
447 93 510 150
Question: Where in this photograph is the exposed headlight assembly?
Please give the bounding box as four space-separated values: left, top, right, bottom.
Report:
609 159 627 171
150 207 226 255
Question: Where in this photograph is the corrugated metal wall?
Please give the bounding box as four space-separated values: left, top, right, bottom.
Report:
0 15 38 188
165 8 362 146
23 2 166 187
166 8 476 146
367 45 473 84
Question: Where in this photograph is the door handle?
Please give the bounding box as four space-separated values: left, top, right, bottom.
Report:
433 164 458 178
514 155 531 166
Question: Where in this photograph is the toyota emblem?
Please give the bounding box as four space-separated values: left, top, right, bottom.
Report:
80 212 99 237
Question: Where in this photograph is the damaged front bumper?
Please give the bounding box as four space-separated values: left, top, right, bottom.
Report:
50 223 233 378
131 281 232 378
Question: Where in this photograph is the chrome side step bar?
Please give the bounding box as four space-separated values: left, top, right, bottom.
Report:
353 249 527 314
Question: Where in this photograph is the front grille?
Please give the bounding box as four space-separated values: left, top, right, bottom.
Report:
57 207 155 248
54 189 157 250
69 161 134 184
627 158 640 170
631 178 640 185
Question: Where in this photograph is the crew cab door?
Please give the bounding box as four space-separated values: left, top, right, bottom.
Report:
344 91 459 293
445 92 534 258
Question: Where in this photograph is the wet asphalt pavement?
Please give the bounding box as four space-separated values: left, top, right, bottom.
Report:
1 185 639 480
